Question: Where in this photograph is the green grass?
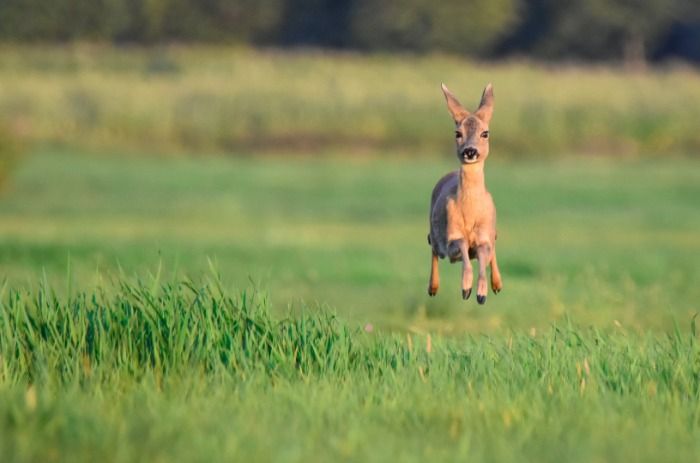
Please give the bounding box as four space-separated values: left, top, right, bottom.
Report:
0 150 699 461
1 45 700 155
1 278 699 462
1 150 699 333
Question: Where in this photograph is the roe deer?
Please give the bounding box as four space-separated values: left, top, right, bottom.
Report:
427 83 503 304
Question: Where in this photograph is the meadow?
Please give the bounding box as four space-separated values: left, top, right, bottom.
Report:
0 46 699 462
2 150 699 333
2 45 700 156
1 149 699 461
1 278 699 462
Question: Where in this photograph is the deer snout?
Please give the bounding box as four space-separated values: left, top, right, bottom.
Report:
460 147 479 162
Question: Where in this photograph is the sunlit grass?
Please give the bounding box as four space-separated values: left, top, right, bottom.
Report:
1 45 700 155
1 151 698 334
1 277 699 462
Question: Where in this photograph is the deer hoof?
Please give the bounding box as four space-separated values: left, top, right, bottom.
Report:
462 288 471 300
428 287 438 297
477 295 486 305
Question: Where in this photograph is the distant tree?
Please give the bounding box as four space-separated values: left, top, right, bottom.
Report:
572 0 675 68
0 0 283 44
350 0 520 56
1 0 700 64
277 0 353 47
0 0 129 41
113 0 285 43
504 0 694 67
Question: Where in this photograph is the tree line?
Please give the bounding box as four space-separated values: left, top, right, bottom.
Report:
1 0 699 64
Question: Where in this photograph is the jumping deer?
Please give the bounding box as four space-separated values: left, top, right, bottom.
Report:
427 83 503 304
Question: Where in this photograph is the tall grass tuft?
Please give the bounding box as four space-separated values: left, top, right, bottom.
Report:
1 275 698 403
0 278 378 384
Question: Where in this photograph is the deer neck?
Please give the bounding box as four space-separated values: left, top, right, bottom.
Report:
458 164 486 201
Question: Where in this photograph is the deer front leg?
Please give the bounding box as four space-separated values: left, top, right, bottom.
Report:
428 251 439 296
475 242 492 305
446 198 465 262
459 240 473 300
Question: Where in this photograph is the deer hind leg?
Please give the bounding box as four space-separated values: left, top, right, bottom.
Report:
459 240 473 300
490 245 503 294
475 242 492 305
428 251 440 296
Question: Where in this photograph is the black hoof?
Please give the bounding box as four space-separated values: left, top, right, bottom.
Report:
462 288 471 300
477 295 486 305
428 288 437 297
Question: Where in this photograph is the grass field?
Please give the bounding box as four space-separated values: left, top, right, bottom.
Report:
2 45 700 156
0 149 698 460
2 150 699 333
1 46 700 462
1 272 699 462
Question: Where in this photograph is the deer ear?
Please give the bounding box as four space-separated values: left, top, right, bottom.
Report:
475 83 494 124
441 83 469 122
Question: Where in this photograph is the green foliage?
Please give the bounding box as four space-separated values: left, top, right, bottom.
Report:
351 0 519 55
0 0 130 41
522 0 683 63
1 0 699 62
0 0 284 43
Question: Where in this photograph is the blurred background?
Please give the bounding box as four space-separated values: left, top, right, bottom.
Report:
0 0 699 333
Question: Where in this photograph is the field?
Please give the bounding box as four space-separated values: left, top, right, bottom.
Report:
1 47 700 462
1 150 700 461
3 150 699 333
2 278 699 462
2 45 700 156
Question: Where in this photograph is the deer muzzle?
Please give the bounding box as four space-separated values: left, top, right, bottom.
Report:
460 147 479 163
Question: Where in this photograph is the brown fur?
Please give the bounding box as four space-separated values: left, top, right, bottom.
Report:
428 83 503 304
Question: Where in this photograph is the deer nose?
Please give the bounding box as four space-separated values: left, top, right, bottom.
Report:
461 147 478 159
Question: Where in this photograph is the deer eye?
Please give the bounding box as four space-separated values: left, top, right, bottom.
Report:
481 130 489 139
455 131 462 139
